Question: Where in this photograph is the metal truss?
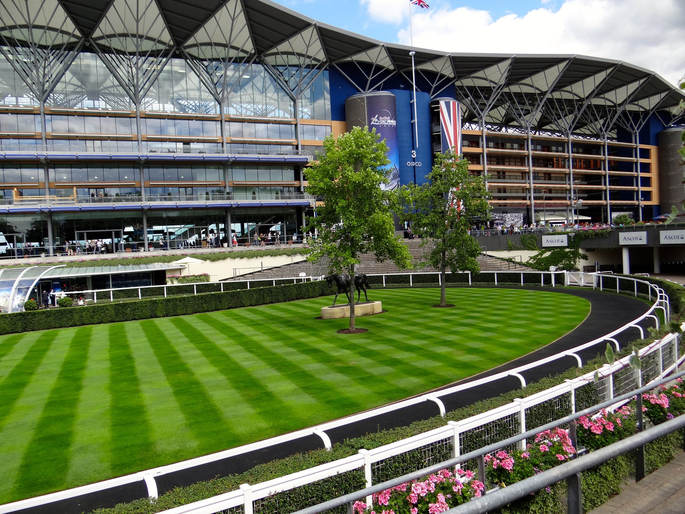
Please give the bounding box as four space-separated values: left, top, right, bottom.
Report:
0 0 83 101
454 58 513 131
408 56 456 99
182 0 255 105
333 45 396 93
262 25 327 100
89 0 175 106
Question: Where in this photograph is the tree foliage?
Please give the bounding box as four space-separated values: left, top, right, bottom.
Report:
399 150 490 306
305 126 411 330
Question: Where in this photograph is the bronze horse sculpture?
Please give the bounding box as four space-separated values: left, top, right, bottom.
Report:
325 273 370 305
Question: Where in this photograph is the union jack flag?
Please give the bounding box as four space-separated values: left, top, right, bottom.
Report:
439 99 462 156
410 0 430 8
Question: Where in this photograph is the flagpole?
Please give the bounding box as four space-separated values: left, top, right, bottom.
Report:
409 2 419 151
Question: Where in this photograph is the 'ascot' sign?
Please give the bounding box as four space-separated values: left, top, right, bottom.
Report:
619 231 647 245
660 230 685 245
542 235 568 247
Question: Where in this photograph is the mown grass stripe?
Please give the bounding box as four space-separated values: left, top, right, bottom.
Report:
0 333 27 364
246 305 421 399
140 320 232 452
169 317 307 432
198 312 366 416
0 331 58 429
108 323 157 475
12 327 92 498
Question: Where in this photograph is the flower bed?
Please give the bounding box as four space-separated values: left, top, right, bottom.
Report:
353 468 485 514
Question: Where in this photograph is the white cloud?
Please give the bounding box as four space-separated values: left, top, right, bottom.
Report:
360 0 408 25
362 0 685 86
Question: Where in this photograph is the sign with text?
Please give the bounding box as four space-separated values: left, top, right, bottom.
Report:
619 231 647 245
542 235 568 247
660 230 685 245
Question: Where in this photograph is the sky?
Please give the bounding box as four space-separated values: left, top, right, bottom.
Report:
277 0 685 87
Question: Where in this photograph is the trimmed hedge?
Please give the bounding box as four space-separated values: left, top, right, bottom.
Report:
0 281 332 335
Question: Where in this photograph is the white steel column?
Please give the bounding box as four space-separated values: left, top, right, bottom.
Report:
653 246 661 274
527 131 535 224
622 247 631 275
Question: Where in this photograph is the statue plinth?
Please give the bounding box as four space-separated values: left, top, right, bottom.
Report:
321 301 382 319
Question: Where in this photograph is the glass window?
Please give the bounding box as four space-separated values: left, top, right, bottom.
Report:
3 168 20 183
164 168 179 181
205 167 221 181
255 123 268 139
147 167 165 181
71 167 87 182
88 168 104 182
116 117 134 135
21 168 40 183
84 117 100 134
100 117 116 134
102 168 121 182
46 52 133 110
50 116 69 133
145 118 162 136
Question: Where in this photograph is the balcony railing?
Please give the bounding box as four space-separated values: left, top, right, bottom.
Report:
5 191 315 206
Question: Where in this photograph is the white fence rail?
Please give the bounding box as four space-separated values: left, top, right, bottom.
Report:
163 333 683 514
1 272 677 514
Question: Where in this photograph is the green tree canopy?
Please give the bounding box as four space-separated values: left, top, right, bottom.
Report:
400 150 490 307
305 126 411 331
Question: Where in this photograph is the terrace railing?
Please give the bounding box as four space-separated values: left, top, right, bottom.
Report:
0 272 677 514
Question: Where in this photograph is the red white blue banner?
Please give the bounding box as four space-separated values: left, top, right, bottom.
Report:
410 0 430 8
439 100 462 156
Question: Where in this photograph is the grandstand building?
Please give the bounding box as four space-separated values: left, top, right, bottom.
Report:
0 0 682 254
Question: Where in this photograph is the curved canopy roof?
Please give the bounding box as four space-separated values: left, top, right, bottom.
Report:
0 0 682 135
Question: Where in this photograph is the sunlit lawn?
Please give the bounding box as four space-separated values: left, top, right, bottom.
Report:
0 287 589 504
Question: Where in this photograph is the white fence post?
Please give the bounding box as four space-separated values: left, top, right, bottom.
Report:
520 272 524 286
221 282 224 292
515 398 527 451
494 272 498 286
138 288 142 300
359 449 373 507
410 274 413 287
552 273 555 288
240 483 253 514
94 291 97 303
382 274 386 288
468 271 472 286
193 284 197 295
164 286 167 298
616 277 620 294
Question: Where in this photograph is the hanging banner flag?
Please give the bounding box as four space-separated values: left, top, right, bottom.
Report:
410 0 430 8
439 99 462 156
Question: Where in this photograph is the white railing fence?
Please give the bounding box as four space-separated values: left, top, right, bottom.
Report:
160 331 683 514
1 273 676 514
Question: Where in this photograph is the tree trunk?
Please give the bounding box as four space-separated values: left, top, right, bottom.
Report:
349 267 356 331
440 264 447 307
440 249 447 307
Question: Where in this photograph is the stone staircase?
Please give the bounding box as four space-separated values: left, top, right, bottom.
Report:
227 239 529 281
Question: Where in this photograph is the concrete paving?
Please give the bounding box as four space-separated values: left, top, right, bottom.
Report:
589 450 685 514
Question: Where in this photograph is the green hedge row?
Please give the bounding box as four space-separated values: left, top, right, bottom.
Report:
0 281 332 335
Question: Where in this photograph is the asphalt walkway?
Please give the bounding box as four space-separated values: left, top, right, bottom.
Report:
589 449 685 514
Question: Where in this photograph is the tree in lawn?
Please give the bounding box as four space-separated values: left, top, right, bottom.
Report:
400 150 490 307
306 126 412 332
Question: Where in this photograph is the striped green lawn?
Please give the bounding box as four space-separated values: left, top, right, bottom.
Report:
0 288 589 504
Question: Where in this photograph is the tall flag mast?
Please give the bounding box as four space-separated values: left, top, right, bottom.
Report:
409 0 429 155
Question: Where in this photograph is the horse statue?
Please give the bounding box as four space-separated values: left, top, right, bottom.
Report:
354 274 370 303
325 273 371 305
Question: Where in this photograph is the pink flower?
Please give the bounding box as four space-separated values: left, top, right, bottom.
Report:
521 452 530 459
540 444 549 452
377 489 391 506
408 492 419 504
501 458 514 471
410 509 418 514
556 454 566 461
590 423 603 435
353 501 367 513
496 450 509 459
605 421 614 432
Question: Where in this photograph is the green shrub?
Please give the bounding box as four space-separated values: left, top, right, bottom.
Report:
0 281 333 335
57 296 74 308
23 298 38 311
174 274 210 284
